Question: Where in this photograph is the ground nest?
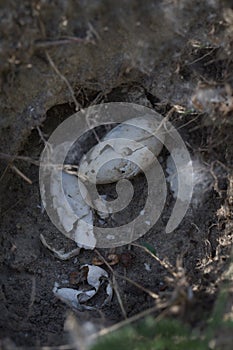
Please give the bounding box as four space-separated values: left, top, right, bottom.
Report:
0 86 233 347
0 1 233 349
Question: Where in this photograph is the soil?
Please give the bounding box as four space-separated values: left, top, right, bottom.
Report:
0 1 233 349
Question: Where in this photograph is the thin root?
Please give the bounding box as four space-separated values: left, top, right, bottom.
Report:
95 249 127 319
10 165 32 184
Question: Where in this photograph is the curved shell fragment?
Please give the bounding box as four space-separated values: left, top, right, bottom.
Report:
79 114 165 184
53 265 112 311
50 168 96 249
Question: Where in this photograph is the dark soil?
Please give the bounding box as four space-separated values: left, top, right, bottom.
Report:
0 1 233 348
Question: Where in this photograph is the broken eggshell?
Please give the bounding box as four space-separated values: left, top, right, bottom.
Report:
50 168 96 250
53 264 113 311
79 114 165 184
43 114 165 255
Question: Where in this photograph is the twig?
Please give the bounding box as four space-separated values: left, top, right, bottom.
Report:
34 35 91 49
87 22 101 41
85 113 101 143
0 163 11 183
176 114 201 131
63 164 88 182
111 275 127 319
93 304 159 339
10 165 32 184
94 249 127 319
114 272 159 300
0 152 40 166
26 276 36 320
0 152 88 181
45 52 81 112
186 47 216 66
84 92 105 143
95 249 159 310
0 199 22 218
36 125 48 146
38 16 81 112
132 243 176 277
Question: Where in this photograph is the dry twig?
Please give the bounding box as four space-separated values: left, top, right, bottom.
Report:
94 249 127 319
10 165 32 184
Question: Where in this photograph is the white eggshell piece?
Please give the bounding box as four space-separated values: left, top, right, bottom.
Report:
50 171 78 232
74 215 96 250
53 285 95 311
62 172 91 219
83 264 109 290
79 114 165 184
53 265 112 310
50 171 96 249
166 151 193 202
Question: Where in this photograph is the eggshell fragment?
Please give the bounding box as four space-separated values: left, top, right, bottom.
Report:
79 114 165 184
53 265 113 311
